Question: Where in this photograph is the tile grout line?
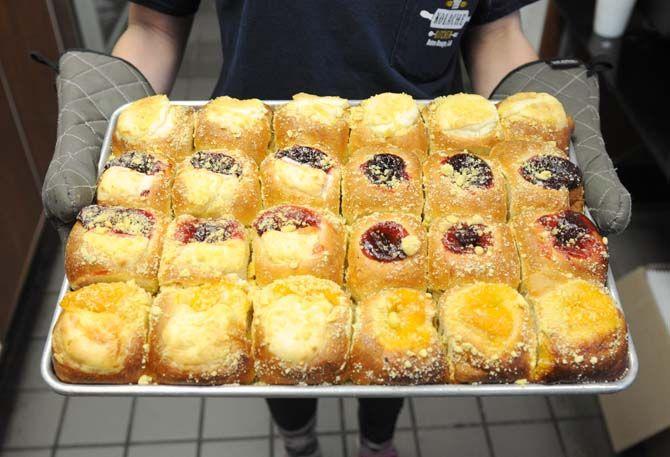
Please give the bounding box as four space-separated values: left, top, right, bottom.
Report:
50 396 69 457
476 397 496 457
545 396 568 457
339 398 348 457
196 398 206 457
122 397 138 457
407 398 423 457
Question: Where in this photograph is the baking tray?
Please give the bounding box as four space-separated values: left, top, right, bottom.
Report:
41 100 639 397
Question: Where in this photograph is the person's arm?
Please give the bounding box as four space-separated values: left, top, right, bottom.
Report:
112 4 193 94
463 11 538 98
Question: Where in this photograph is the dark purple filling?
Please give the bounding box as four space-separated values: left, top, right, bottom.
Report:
275 146 332 172
538 210 601 259
77 205 154 237
442 153 493 188
361 154 409 187
175 219 242 244
442 223 492 254
191 151 242 177
519 155 582 190
104 151 165 175
360 221 409 262
253 205 320 236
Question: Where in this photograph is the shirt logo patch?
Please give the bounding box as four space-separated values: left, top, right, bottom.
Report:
419 2 471 48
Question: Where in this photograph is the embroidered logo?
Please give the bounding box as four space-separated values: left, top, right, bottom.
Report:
419 1 471 48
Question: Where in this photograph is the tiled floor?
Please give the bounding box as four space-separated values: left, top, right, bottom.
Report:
1 1 668 456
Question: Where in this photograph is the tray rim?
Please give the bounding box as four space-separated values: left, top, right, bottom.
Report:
40 99 639 397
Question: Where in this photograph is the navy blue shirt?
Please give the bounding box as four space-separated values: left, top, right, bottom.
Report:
132 0 536 99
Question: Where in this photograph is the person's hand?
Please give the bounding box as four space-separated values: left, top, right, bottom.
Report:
42 50 154 241
490 59 631 235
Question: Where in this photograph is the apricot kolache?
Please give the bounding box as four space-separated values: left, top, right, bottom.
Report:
54 92 628 386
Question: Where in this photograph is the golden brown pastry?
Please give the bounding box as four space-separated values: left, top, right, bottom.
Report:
111 95 194 162
423 93 502 154
96 151 173 215
252 275 352 385
511 209 609 291
428 216 520 291
528 279 628 383
490 140 583 217
348 93 428 161
158 215 249 286
260 146 341 213
347 288 446 385
193 96 272 164
51 282 151 384
273 93 349 162
171 149 261 225
65 205 167 293
342 146 423 223
346 212 427 301
423 151 506 223
251 205 346 285
439 283 536 383
497 92 573 153
147 280 254 385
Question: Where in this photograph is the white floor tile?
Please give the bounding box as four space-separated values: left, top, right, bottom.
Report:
130 397 200 442
1 391 64 448
489 423 563 457
60 397 133 445
201 438 270 457
202 398 270 439
127 442 197 457
413 397 480 427
55 446 124 457
549 395 601 418
418 427 489 457
481 396 551 422
559 418 614 457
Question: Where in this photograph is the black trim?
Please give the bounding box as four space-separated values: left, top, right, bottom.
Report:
30 51 59 73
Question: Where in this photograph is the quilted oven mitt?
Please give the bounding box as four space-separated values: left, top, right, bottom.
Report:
490 59 632 235
41 50 154 241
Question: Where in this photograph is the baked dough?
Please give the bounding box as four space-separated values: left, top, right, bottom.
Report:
252 275 352 384
251 205 346 285
497 92 573 153
439 283 536 383
342 146 423 223
347 288 446 385
511 209 609 291
428 216 520 291
158 215 249 286
111 95 194 162
349 93 428 161
65 205 167 293
273 93 349 162
147 280 254 385
423 150 506 223
172 149 261 225
96 151 173 214
260 146 341 213
346 212 427 301
52 282 151 384
490 140 583 217
194 96 272 164
423 93 502 154
528 279 628 383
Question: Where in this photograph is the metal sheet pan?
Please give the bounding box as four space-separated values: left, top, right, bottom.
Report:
40 100 639 397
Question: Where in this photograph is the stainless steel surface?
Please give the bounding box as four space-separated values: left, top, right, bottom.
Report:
41 100 639 397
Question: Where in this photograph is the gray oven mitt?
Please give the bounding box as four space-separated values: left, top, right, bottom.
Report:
41 50 154 241
490 59 631 235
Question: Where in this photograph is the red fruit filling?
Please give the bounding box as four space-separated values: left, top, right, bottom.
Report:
254 205 320 236
442 223 492 254
538 210 602 259
360 221 409 262
175 219 243 244
104 151 165 175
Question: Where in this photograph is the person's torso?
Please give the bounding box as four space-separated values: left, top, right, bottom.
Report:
212 0 480 99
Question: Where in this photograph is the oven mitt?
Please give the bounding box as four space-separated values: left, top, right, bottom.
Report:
41 50 154 241
490 59 631 235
